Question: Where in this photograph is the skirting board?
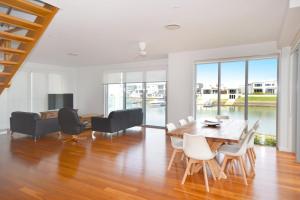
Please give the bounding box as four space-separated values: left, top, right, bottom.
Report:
0 129 8 135
278 145 293 153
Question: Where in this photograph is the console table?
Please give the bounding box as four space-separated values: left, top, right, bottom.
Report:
40 111 103 129
40 111 58 119
79 113 103 129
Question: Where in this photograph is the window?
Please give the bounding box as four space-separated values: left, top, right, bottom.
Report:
254 83 262 87
220 61 245 120
104 70 167 128
195 57 278 145
107 84 124 114
196 63 218 119
254 89 263 93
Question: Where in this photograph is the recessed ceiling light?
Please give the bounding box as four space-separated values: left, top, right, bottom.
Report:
172 5 180 8
165 24 181 30
67 53 79 56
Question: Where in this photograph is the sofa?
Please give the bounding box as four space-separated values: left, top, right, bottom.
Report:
10 112 60 141
91 108 143 134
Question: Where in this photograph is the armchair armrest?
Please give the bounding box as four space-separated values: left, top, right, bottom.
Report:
36 118 60 137
91 117 111 132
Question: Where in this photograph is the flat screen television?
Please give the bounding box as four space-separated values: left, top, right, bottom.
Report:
48 93 73 110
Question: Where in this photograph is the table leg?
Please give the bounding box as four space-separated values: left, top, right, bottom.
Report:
210 158 227 179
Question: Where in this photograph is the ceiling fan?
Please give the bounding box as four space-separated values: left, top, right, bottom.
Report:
138 42 147 56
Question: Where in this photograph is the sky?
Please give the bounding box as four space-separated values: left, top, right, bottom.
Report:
196 58 277 88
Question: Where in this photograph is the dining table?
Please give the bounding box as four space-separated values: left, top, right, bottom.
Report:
167 119 248 179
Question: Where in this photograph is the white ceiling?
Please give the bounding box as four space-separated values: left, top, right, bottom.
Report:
27 0 298 67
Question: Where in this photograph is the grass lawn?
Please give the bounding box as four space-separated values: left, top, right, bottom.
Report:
236 96 276 102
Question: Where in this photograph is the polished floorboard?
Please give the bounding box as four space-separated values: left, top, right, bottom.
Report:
0 127 300 200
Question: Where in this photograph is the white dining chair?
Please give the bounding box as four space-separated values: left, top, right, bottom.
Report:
166 123 184 171
181 133 216 192
247 120 260 164
187 116 195 123
218 129 253 185
216 115 230 120
221 120 259 177
179 119 188 126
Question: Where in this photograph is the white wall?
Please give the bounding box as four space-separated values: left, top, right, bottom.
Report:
278 47 293 152
0 62 77 131
76 59 168 116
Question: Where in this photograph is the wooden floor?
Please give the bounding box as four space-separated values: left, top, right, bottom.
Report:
0 128 300 200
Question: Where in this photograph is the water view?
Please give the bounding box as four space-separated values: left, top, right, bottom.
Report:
197 105 276 136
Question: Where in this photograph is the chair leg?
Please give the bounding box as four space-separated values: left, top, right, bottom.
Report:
181 159 193 184
241 155 248 177
203 161 209 192
238 156 248 185
251 147 256 161
167 149 177 171
57 131 62 139
72 135 79 142
181 153 185 161
219 156 228 180
91 131 96 140
247 149 256 176
207 160 216 181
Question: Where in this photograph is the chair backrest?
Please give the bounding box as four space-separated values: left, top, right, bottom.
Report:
247 120 259 148
187 116 195 123
58 108 82 134
247 128 256 148
179 119 188 126
216 115 230 120
237 128 254 155
166 123 176 132
252 120 260 131
183 133 215 160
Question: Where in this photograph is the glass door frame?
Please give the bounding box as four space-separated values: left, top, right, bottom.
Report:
194 55 279 144
104 81 167 129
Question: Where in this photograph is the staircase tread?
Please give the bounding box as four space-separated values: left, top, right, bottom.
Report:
0 60 19 65
0 0 52 17
0 72 12 75
0 31 34 43
0 47 26 54
0 13 43 31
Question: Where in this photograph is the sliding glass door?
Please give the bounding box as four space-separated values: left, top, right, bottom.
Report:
126 83 143 109
146 82 166 127
196 63 218 119
104 70 167 128
248 58 277 145
107 84 124 114
195 57 278 145
220 61 245 120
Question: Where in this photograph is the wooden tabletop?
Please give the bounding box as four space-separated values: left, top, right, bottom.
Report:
167 120 247 142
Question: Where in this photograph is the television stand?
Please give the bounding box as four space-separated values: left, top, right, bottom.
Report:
40 111 58 119
40 111 103 129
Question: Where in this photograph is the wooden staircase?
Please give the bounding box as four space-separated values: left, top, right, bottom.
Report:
0 0 58 94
